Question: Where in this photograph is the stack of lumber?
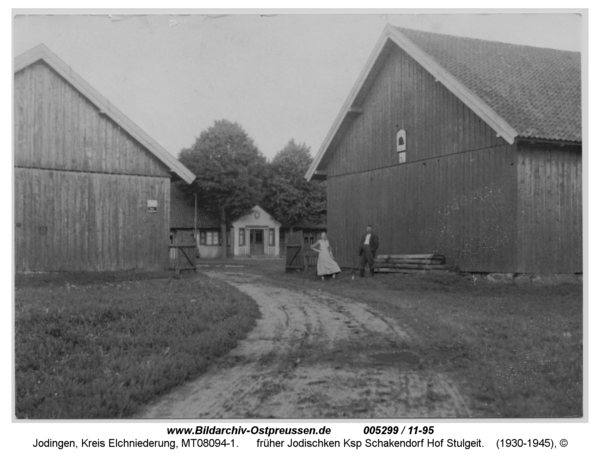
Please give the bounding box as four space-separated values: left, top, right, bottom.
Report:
374 254 449 274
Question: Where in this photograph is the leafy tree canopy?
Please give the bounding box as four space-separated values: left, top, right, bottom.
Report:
178 119 267 224
262 139 326 230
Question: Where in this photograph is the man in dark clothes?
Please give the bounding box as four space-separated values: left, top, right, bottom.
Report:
358 225 379 277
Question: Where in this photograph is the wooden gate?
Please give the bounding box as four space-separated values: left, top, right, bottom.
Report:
169 230 197 273
285 231 304 272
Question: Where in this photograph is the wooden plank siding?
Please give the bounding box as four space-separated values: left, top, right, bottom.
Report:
323 43 582 273
14 59 173 272
328 145 518 272
516 144 582 274
15 168 170 272
14 61 170 178
326 45 506 178
325 44 521 272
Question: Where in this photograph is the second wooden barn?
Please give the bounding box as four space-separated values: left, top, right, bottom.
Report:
14 44 195 272
306 26 582 274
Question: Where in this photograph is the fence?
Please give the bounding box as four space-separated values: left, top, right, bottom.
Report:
169 244 197 273
285 231 304 271
285 230 321 273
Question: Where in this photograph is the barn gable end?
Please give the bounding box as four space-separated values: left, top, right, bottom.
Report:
15 60 171 178
326 43 508 177
14 45 195 272
325 41 519 271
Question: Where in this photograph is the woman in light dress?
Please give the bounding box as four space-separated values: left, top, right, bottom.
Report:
311 232 341 280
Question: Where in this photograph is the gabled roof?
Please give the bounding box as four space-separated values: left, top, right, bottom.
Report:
306 26 581 181
238 205 281 226
170 183 220 228
15 44 196 184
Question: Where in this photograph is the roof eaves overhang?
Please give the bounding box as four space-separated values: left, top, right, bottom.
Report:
305 26 520 182
514 137 582 147
15 44 196 185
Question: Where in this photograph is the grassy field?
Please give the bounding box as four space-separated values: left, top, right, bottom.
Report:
14 270 260 419
14 260 583 419
240 259 584 418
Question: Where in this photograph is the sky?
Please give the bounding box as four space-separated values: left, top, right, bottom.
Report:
12 11 584 161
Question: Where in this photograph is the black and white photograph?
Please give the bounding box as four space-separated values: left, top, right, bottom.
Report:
9 7 590 453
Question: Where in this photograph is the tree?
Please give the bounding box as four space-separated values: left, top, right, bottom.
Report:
178 120 266 258
262 139 326 239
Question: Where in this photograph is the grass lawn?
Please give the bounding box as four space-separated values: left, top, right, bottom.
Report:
14 270 260 419
243 259 584 418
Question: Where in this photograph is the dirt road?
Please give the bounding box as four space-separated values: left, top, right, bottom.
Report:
137 271 471 419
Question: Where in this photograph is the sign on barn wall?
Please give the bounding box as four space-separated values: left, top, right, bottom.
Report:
396 128 406 163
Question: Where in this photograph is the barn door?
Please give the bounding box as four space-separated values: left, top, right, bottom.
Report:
250 229 264 255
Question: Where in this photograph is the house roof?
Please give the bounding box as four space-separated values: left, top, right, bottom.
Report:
281 219 327 230
15 44 196 184
306 26 581 181
170 184 221 229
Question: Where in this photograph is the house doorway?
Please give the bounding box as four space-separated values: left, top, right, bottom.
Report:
250 229 264 255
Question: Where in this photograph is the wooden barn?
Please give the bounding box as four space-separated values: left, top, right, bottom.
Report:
14 44 195 272
306 26 582 274
170 183 282 259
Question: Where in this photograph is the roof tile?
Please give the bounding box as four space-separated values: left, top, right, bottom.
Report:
170 183 220 229
395 27 581 142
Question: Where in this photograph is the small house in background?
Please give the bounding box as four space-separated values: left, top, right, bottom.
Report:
170 184 282 259
14 44 195 272
232 206 282 257
306 26 582 274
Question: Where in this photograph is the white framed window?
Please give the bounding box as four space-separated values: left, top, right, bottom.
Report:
397 128 406 163
204 231 220 246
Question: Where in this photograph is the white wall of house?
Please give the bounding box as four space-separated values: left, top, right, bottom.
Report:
197 243 223 259
232 205 281 257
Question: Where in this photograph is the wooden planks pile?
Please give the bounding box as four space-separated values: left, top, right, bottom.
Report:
374 254 449 274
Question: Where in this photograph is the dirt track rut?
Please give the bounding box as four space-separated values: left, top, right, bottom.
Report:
137 271 471 419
